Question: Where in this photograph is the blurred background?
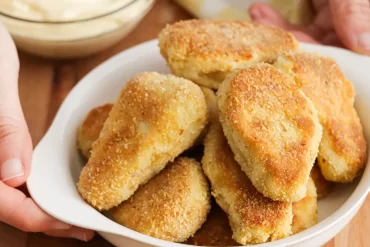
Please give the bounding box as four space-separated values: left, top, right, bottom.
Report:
0 0 313 59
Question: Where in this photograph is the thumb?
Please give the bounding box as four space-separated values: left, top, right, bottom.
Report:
0 23 33 187
330 0 370 55
0 107 33 187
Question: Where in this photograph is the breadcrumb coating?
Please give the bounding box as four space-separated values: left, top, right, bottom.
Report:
185 202 239 246
274 52 367 182
310 162 334 198
218 64 322 202
107 157 211 242
202 120 292 244
292 178 318 234
158 19 299 89
77 104 113 159
78 72 208 210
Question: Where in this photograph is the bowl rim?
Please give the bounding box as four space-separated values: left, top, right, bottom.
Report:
0 0 147 24
28 39 370 247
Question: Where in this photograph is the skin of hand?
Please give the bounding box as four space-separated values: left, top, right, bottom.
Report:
249 0 370 55
0 23 95 241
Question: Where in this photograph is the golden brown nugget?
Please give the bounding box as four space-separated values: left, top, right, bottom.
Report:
201 87 218 123
274 52 367 182
107 157 211 242
190 87 219 148
218 64 323 202
310 163 334 199
77 104 113 159
292 178 318 234
202 121 293 245
180 88 219 162
185 203 239 246
78 72 208 210
158 20 299 89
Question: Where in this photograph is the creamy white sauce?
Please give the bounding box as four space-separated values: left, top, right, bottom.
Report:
0 0 133 22
0 0 151 40
0 0 153 58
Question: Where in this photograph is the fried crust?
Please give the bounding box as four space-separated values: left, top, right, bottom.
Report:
107 157 211 242
201 87 219 123
202 121 292 244
274 52 367 182
158 20 299 89
218 64 322 202
185 203 239 246
77 104 113 159
310 162 334 198
292 177 318 234
78 72 208 210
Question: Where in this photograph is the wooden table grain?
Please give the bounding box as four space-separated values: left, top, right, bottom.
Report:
0 1 368 246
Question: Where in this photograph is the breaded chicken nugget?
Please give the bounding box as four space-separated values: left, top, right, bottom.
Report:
218 64 323 202
107 157 211 242
77 104 113 159
274 52 367 182
202 121 292 245
185 203 239 246
310 163 334 198
201 87 219 123
158 20 299 89
188 87 219 149
78 72 208 210
292 177 318 234
180 88 219 162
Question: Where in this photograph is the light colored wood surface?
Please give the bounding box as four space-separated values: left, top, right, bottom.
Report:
0 1 368 246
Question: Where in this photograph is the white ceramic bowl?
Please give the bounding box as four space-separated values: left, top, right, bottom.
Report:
0 0 154 59
27 39 370 247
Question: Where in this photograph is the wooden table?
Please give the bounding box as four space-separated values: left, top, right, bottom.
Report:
0 1 368 246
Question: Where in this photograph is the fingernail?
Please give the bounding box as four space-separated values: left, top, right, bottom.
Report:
70 230 88 242
358 33 370 50
1 159 24 182
250 8 262 19
51 222 72 230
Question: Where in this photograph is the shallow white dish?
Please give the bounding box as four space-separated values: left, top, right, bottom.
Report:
27 39 370 247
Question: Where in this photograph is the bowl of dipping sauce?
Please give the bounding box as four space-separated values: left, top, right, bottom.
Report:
0 0 155 59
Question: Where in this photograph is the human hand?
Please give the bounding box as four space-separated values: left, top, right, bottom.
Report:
0 23 94 241
249 0 370 55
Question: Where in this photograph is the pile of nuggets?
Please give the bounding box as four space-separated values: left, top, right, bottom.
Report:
76 20 367 246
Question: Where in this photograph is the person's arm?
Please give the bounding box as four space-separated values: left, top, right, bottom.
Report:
330 0 370 54
249 0 370 55
0 23 94 241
